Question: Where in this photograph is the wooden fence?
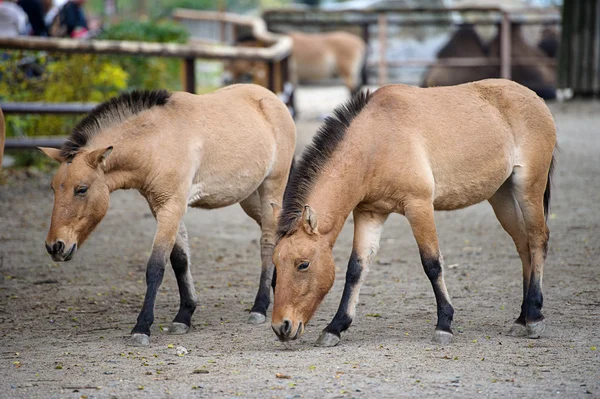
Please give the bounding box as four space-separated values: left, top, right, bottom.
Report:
0 10 294 150
263 6 560 86
558 1 600 97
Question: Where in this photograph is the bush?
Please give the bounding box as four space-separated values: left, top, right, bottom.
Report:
96 21 188 90
0 50 129 139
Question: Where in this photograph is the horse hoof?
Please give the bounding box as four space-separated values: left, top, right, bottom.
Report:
130 333 150 346
315 331 340 347
508 323 527 337
247 312 266 324
432 330 453 345
167 322 189 335
527 320 545 339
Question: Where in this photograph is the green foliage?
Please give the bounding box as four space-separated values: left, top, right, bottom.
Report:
96 21 188 90
0 51 128 139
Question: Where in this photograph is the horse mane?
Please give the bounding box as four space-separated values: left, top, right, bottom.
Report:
60 89 171 158
277 90 372 240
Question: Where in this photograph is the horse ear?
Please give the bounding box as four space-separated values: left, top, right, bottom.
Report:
37 147 64 163
302 205 318 235
86 146 113 169
270 202 282 221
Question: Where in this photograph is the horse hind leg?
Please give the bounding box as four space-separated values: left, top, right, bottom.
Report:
168 221 198 335
488 180 531 337
239 191 269 324
512 167 551 339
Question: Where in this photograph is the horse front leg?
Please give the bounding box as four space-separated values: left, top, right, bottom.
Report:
131 201 184 346
167 221 198 335
316 209 388 347
405 199 455 345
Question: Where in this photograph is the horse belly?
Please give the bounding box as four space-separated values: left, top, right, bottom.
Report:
187 168 268 209
187 145 273 210
431 141 514 211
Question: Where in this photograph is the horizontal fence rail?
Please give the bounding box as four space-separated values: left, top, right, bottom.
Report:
263 5 560 86
0 10 296 152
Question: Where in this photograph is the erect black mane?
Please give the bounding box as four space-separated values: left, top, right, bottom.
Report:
60 89 171 158
277 90 372 239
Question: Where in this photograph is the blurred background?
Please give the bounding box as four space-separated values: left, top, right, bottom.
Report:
1 0 598 169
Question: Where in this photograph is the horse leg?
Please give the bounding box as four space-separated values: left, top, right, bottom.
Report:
513 169 550 338
239 191 269 324
247 177 285 324
405 199 455 344
488 180 531 337
167 221 198 335
131 202 184 346
316 209 388 347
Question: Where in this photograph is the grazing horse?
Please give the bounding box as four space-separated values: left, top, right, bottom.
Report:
288 31 366 96
271 79 556 347
39 84 296 346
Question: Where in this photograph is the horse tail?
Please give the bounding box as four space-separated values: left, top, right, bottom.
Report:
544 151 556 220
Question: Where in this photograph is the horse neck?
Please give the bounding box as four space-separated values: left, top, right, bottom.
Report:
306 162 366 247
93 135 152 193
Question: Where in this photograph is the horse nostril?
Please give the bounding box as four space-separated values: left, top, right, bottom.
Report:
53 240 65 254
45 242 53 255
281 319 292 336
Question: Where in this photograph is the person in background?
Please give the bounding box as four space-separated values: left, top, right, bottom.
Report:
18 0 47 35
0 0 28 36
49 0 87 38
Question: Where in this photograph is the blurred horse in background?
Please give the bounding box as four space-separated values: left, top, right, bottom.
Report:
224 30 367 98
423 23 557 99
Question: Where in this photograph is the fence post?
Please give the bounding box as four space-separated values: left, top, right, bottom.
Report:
183 58 196 93
378 13 388 86
500 11 512 80
361 22 369 86
267 60 276 93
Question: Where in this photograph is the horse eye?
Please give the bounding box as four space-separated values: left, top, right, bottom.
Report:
75 186 88 196
297 261 310 271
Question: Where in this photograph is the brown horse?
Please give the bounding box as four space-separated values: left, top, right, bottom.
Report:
271 79 556 347
423 24 557 100
288 31 366 96
39 84 296 346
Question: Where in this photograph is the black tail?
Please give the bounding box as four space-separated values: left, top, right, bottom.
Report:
543 153 556 220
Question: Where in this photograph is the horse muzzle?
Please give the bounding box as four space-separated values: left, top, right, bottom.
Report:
272 319 304 342
45 240 77 262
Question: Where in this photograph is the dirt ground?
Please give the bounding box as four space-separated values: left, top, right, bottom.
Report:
0 87 598 399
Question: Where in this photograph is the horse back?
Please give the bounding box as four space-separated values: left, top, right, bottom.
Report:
355 79 555 211
153 86 295 209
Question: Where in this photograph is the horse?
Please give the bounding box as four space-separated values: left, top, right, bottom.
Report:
271 79 556 347
487 23 557 100
423 23 557 100
288 31 366 96
422 24 497 88
38 84 296 346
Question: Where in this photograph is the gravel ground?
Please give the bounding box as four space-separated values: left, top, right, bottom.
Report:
0 87 598 398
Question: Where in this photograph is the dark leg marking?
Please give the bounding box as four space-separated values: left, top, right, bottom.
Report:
420 252 454 334
322 250 362 338
132 250 167 337
170 242 197 328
